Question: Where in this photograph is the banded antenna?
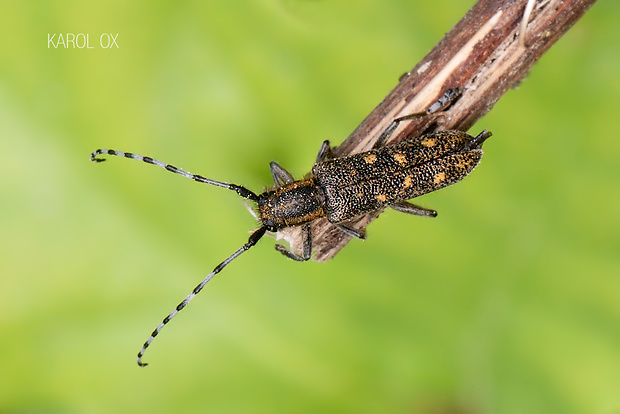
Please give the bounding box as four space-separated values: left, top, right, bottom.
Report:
91 149 267 366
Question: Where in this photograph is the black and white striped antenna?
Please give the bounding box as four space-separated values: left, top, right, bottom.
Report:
91 149 267 366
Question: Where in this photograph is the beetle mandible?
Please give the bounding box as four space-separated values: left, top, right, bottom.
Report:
91 120 492 366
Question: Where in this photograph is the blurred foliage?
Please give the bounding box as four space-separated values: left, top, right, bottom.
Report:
0 1 618 413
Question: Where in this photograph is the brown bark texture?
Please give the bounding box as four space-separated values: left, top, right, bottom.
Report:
286 0 597 262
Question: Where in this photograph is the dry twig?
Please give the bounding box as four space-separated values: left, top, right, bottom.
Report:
302 0 597 261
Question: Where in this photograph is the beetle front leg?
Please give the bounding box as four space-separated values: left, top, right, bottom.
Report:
275 224 312 261
269 161 295 186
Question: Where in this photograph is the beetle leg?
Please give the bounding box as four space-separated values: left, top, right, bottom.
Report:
374 114 424 149
275 224 312 261
464 130 493 150
389 201 437 217
374 88 461 149
315 140 335 163
335 223 366 240
269 161 295 186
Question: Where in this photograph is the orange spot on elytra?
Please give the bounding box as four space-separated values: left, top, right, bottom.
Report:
421 138 437 147
364 154 377 164
433 172 446 184
403 175 412 188
393 153 407 165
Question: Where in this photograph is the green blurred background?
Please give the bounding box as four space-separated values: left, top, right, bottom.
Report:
1 1 618 413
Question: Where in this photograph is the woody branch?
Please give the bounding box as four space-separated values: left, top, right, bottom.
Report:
310 0 597 262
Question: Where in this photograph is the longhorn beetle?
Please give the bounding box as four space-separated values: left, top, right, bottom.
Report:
91 116 491 366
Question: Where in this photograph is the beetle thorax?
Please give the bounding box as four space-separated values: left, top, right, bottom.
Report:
257 178 326 231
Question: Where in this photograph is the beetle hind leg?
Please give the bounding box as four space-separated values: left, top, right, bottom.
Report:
389 201 437 217
374 88 461 148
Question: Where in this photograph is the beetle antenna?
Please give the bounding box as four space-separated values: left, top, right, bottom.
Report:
137 226 267 367
90 149 259 201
